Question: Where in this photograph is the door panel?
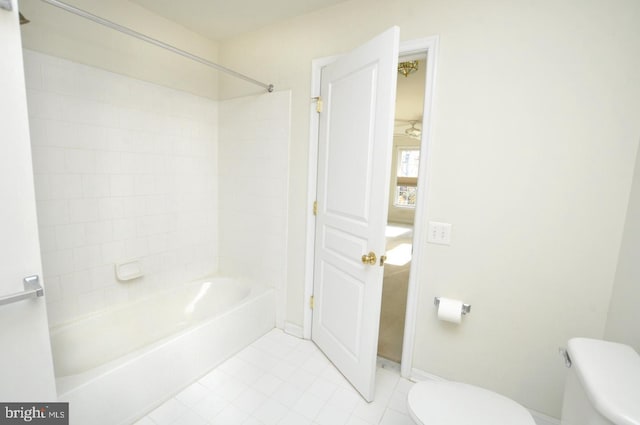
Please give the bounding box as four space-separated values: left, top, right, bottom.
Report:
312 27 399 401
323 226 368 265
318 262 363 357
324 65 377 221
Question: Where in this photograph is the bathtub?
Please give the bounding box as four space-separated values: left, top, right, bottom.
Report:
50 276 275 425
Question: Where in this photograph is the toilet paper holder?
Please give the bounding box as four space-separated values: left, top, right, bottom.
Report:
434 297 471 315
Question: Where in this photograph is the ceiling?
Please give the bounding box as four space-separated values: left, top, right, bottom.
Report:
128 0 351 41
395 59 427 135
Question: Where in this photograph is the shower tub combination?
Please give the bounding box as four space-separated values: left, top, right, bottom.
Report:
50 276 275 425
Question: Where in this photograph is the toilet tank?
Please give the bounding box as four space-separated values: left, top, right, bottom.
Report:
561 338 640 425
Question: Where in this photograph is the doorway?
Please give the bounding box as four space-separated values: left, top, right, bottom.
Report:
377 54 427 363
303 35 439 386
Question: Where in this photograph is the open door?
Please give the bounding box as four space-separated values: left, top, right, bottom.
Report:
0 2 57 401
311 26 399 401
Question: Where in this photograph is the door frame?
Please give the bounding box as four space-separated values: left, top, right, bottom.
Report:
303 35 439 379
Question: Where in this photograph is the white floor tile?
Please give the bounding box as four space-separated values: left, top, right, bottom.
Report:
394 378 415 395
326 386 361 413
242 417 266 425
212 378 249 401
270 382 304 408
220 357 253 377
307 377 338 401
387 389 410 414
292 390 327 421
374 371 399 402
269 359 298 381
284 367 317 391
282 346 313 368
210 404 249 425
235 361 267 385
191 393 229 422
251 372 285 396
238 345 281 371
346 416 377 425
322 364 352 388
132 417 156 425
148 398 187 425
199 368 232 389
379 409 415 425
137 330 420 425
300 353 330 375
175 382 209 408
232 387 269 414
376 367 400 390
278 411 314 425
314 404 352 425
254 336 294 359
251 398 289 425
171 410 209 425
351 399 387 424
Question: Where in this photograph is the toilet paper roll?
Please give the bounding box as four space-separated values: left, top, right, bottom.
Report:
437 297 463 324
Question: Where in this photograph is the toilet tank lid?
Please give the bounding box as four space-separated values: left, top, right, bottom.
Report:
567 338 640 425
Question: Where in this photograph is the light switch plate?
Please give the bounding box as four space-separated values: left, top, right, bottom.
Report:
427 221 452 245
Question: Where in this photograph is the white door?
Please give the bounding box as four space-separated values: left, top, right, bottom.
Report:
0 2 57 401
312 27 399 401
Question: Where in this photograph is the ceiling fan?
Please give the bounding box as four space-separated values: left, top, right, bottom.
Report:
405 120 421 139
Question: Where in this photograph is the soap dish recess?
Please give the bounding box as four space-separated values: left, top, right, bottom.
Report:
115 260 143 281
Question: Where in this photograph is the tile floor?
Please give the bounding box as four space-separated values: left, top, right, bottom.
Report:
135 329 416 425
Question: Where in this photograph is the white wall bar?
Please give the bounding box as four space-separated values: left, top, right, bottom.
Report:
0 276 44 307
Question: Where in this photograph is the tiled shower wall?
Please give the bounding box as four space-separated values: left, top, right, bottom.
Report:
24 50 219 326
218 92 290 326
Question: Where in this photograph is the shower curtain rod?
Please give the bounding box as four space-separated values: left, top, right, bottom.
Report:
39 0 275 93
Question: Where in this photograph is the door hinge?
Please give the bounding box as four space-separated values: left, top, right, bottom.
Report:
313 200 318 216
312 96 323 113
310 295 315 309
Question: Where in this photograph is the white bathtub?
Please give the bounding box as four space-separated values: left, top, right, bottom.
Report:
50 276 275 425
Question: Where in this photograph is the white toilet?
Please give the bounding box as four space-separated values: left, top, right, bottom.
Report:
407 337 640 425
560 338 640 425
407 380 535 425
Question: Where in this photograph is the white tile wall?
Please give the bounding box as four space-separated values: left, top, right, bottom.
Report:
218 92 291 312
24 50 220 326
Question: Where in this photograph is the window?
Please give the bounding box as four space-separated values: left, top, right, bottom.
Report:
394 148 420 208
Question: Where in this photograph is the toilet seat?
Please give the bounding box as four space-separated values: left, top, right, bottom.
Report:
407 381 536 425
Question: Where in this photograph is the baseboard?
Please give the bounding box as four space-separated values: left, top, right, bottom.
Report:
529 410 560 425
410 368 561 425
283 321 304 338
410 367 447 382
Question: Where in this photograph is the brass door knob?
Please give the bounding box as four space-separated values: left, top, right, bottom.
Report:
361 251 377 265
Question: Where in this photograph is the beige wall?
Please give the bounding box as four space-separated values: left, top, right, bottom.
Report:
605 141 640 352
218 0 640 418
19 0 220 99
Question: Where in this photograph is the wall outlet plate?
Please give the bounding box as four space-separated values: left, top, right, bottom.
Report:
427 221 452 245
